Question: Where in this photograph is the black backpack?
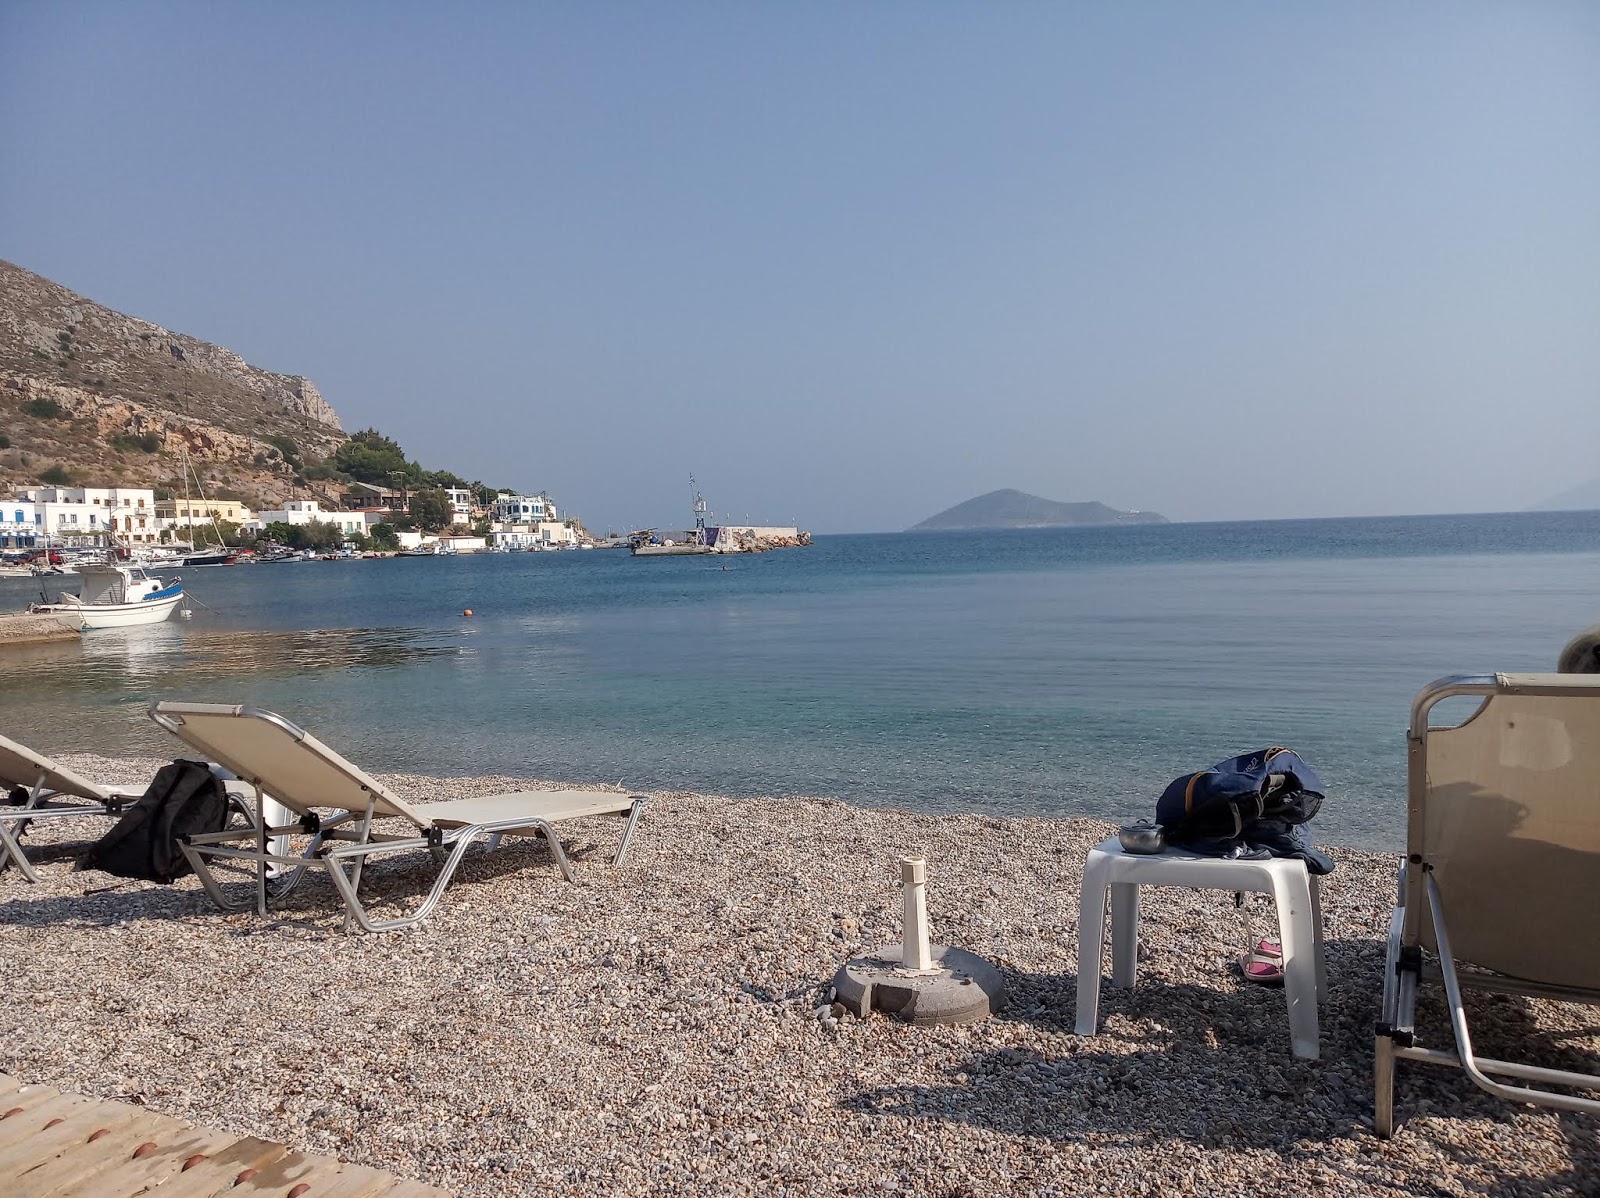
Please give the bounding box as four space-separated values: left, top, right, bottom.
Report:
76 759 230 883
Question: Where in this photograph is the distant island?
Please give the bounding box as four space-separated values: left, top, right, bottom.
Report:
909 489 1169 531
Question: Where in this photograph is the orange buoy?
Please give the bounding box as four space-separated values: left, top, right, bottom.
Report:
463 608 473 617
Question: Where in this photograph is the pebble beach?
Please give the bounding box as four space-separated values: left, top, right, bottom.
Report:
3 754 1597 1197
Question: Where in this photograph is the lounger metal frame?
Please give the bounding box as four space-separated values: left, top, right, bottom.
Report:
0 768 127 883
150 706 648 933
0 765 254 883
1375 674 1600 1137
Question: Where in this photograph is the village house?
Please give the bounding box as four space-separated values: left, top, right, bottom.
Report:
244 499 375 539
9 485 161 546
154 497 255 533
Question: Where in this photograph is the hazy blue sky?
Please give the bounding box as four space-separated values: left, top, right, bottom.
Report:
3 3 1597 532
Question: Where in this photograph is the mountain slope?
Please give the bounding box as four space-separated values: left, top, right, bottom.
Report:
0 259 346 507
1530 477 1600 513
910 488 1169 531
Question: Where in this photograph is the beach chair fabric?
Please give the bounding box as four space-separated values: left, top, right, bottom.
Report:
147 702 648 933
1375 673 1600 1137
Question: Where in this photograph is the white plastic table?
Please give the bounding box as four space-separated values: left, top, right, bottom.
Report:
1075 837 1328 1059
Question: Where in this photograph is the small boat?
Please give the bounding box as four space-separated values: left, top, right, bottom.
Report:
630 477 717 557
31 564 184 630
631 536 713 557
179 550 237 567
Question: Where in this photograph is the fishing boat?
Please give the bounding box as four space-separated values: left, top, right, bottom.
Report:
631 478 716 556
31 564 184 630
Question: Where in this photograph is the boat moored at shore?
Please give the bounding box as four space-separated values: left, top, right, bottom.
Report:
29 564 184 630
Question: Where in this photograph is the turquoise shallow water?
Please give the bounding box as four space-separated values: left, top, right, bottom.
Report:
5 511 1600 851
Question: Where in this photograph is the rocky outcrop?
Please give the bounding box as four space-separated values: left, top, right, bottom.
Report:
0 259 348 507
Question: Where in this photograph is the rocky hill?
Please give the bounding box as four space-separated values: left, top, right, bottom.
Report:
0 259 347 508
910 488 1169 530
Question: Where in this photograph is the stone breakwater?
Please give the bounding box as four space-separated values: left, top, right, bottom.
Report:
0 612 78 647
2 754 1595 1196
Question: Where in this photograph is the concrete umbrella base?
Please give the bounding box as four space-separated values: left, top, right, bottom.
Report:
833 943 1006 1026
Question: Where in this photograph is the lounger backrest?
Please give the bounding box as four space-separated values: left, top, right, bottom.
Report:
148 703 421 825
0 733 113 801
1414 674 1600 989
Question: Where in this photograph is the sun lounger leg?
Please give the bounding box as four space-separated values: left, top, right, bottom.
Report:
323 829 488 932
0 816 40 883
1374 899 1407 1138
178 838 254 913
612 798 647 867
529 820 575 883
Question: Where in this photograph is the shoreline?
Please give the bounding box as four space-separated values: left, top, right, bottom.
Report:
3 753 1595 1195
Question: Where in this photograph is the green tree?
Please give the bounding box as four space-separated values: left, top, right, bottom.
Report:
25 398 63 419
38 464 71 485
263 435 302 470
334 428 418 485
261 520 301 547
302 519 344 550
192 520 241 547
0 434 10 449
408 488 453 532
369 523 401 551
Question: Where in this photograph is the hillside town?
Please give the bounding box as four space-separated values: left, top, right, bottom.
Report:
0 480 585 563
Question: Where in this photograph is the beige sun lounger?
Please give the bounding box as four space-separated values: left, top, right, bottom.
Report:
0 732 259 883
1375 673 1600 1136
148 701 649 932
0 733 129 882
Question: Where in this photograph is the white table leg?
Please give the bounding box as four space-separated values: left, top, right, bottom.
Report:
1110 881 1140 988
1271 870 1321 1060
1074 853 1111 1036
1310 872 1328 1003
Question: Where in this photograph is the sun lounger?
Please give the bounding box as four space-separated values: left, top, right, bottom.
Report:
0 733 132 882
147 701 649 932
1374 673 1600 1136
0 733 258 882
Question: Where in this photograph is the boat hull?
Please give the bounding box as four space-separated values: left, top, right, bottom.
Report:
631 544 714 556
34 589 184 630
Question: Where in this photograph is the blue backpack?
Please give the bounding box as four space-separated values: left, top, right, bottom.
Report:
1156 746 1324 841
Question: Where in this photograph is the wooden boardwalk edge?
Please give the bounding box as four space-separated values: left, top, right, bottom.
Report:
0 1073 451 1198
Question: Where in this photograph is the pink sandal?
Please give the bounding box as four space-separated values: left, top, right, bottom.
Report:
1237 949 1284 985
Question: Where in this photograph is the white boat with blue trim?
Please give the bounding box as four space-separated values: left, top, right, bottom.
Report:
31 564 185 630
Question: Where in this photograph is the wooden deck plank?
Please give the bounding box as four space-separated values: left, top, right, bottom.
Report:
12 1105 190 1198
0 1094 99 1159
225 1150 349 1195
42 1124 241 1198
280 1162 405 1198
0 1076 450 1198
0 1084 69 1125
126 1137 289 1198
0 1094 142 1179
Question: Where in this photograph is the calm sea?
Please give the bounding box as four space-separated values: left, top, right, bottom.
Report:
5 511 1600 851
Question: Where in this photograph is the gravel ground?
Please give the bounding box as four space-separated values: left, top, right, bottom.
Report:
2 753 1596 1197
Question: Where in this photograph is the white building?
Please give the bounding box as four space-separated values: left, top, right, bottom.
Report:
490 492 556 524
490 521 578 549
247 499 372 539
11 486 160 545
0 498 41 548
443 488 475 524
